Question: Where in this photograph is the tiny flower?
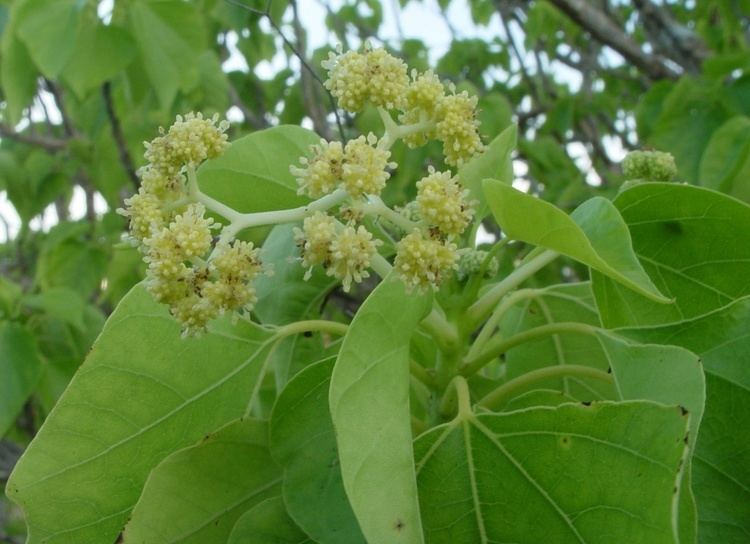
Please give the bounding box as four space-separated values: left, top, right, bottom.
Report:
294 212 337 277
144 112 230 176
327 224 381 292
291 139 344 198
405 69 444 115
167 203 215 259
170 293 220 337
394 230 458 292
119 190 166 244
139 167 186 201
435 89 484 167
416 167 474 237
364 47 409 110
342 133 395 198
622 150 677 182
210 239 262 284
323 48 370 112
323 44 409 112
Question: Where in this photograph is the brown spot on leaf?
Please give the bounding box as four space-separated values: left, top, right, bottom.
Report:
394 519 405 532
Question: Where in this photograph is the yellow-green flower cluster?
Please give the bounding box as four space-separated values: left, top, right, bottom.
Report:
622 150 677 182
323 46 485 167
294 212 381 292
292 139 344 198
323 44 409 112
394 230 458 292
416 167 474 238
435 89 484 166
120 113 265 335
144 112 230 175
292 134 395 199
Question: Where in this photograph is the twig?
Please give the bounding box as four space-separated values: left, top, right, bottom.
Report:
102 82 139 187
226 0 346 141
546 0 679 80
0 125 66 151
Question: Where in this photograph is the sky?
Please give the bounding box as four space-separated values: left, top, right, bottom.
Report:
0 0 614 243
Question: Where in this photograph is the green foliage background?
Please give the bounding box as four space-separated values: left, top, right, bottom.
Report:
1 0 750 542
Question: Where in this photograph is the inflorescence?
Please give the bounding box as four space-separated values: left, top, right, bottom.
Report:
121 44 488 334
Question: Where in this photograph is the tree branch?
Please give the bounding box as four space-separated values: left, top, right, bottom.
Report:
545 0 679 80
102 82 139 187
0 125 66 151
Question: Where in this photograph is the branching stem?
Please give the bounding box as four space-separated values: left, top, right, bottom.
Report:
461 321 598 377
478 365 613 410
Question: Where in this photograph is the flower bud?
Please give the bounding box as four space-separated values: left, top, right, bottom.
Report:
622 150 677 182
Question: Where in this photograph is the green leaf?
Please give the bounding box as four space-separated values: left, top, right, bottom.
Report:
483 179 669 302
698 115 750 202
254 224 336 326
0 13 38 124
617 296 750 542
329 276 431 544
648 77 732 182
0 322 43 436
228 497 313 544
270 357 365 543
416 402 690 543
127 0 205 108
458 124 516 218
6 285 278 543
592 183 750 327
198 125 319 214
15 0 84 78
62 23 136 99
22 287 87 332
500 282 616 402
122 418 281 543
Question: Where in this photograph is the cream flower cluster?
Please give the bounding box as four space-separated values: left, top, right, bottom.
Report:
394 230 458 292
322 44 409 112
323 46 485 166
622 150 677 182
294 212 381 292
292 134 395 199
119 114 264 335
416 167 474 238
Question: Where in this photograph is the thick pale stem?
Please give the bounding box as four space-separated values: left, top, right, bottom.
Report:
461 321 598 377
466 249 559 327
363 196 422 232
465 288 538 360
478 365 613 410
377 106 435 151
440 375 473 419
276 319 349 338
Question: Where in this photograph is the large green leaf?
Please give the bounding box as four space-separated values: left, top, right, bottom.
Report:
62 23 136 99
198 125 319 214
500 282 616 401
228 497 313 544
270 358 364 543
483 179 668 302
415 402 690 543
329 276 431 544
6 285 278 543
618 296 750 542
592 183 750 327
15 0 83 78
698 115 750 203
0 322 43 436
458 124 516 217
127 0 205 108
122 419 280 543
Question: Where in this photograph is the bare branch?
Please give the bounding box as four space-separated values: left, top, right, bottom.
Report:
0 124 66 151
102 82 139 187
545 0 679 80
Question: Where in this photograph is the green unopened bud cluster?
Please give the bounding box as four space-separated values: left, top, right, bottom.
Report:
622 150 677 182
119 113 264 335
